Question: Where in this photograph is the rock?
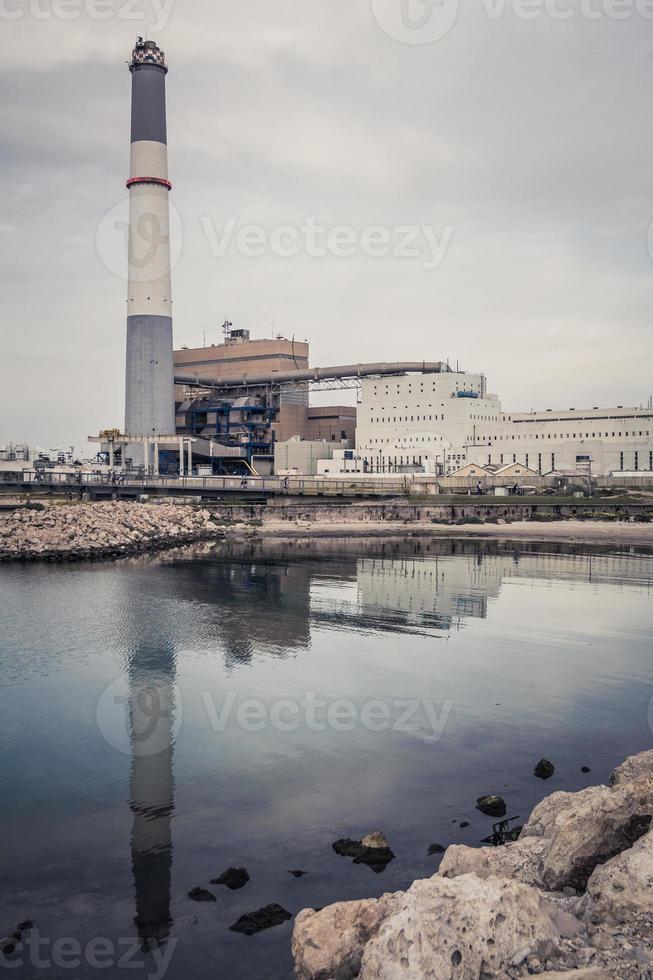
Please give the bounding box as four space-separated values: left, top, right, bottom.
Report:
293 874 581 980
520 779 653 891
333 838 395 874
476 795 507 817
0 500 228 564
427 843 446 855
459 821 470 828
229 903 292 936
610 749 653 787
293 896 400 980
188 886 216 903
586 829 653 923
440 835 549 887
289 870 309 878
535 759 556 780
210 867 250 890
360 830 390 850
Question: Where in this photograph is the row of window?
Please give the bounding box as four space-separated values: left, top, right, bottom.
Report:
481 431 651 442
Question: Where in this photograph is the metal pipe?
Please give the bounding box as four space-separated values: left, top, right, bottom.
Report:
175 361 448 390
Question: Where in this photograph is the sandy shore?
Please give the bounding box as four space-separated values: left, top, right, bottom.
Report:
259 519 653 548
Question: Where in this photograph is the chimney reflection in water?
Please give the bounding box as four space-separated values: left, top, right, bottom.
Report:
127 644 176 951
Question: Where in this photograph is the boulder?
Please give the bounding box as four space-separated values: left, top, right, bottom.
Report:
521 780 653 891
210 867 250 890
229 903 292 936
293 895 400 980
440 835 549 887
586 829 653 923
610 750 653 787
293 874 581 980
535 759 556 780
476 795 507 818
361 831 390 850
333 835 395 873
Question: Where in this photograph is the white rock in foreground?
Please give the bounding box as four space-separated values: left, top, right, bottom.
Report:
292 895 400 980
359 875 580 980
293 875 580 980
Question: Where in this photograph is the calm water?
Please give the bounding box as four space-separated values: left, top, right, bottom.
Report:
1 537 653 979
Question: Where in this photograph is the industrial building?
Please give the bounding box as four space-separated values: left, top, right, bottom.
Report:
172 326 357 472
326 370 653 480
93 40 653 485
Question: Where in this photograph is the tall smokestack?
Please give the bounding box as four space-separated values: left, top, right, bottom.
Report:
124 37 175 440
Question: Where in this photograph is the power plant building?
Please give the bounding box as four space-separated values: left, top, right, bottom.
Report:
98 40 652 484
344 371 653 478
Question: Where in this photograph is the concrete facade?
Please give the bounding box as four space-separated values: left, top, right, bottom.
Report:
305 406 357 444
274 437 349 476
352 370 653 478
174 334 309 397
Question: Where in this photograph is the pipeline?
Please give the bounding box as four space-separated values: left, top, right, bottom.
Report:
174 361 449 390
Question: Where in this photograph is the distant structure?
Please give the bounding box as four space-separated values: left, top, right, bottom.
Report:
124 38 175 449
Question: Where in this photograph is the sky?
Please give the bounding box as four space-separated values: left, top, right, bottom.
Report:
1 0 653 451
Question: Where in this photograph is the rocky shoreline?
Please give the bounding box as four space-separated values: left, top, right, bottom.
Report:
2 500 653 563
292 750 653 979
0 501 257 563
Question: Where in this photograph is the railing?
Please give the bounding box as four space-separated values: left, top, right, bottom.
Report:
0 470 410 497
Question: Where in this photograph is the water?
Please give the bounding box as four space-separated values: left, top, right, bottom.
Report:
1 537 652 979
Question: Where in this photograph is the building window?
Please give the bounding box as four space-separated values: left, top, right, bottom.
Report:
620 452 624 471
635 452 639 472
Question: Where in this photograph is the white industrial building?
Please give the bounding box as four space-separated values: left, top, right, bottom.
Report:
324 370 653 479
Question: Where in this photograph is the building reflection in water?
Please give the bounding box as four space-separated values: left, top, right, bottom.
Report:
159 537 653 645
117 535 652 950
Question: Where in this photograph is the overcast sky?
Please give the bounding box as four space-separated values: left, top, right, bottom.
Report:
1 0 653 451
